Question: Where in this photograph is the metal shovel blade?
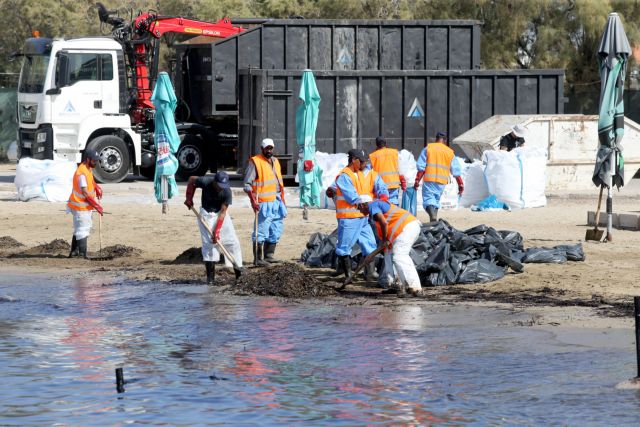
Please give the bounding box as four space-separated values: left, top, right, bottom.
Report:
585 227 604 242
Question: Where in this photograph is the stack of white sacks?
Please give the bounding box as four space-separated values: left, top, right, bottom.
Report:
14 158 77 202
315 146 547 210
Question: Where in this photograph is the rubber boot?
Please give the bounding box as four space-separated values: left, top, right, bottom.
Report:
263 242 279 263
426 206 438 222
205 261 215 284
234 267 243 280
253 242 268 267
68 235 78 258
339 255 352 282
365 262 379 281
77 237 88 259
331 259 344 277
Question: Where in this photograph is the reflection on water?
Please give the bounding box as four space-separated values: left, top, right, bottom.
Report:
1 273 639 425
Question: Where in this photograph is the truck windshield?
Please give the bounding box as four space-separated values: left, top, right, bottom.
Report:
18 54 49 93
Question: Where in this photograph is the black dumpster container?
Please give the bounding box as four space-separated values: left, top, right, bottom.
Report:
174 19 481 119
238 68 564 177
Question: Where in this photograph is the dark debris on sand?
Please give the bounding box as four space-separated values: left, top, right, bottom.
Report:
0 236 24 249
234 263 337 298
19 239 70 255
100 245 141 258
173 247 203 264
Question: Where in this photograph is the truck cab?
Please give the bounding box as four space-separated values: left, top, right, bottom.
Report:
17 37 141 182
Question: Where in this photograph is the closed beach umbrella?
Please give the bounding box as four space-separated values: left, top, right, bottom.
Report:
151 72 181 213
296 70 322 214
592 12 631 240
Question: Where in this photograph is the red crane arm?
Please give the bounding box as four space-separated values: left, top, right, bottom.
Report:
128 14 244 124
133 14 244 39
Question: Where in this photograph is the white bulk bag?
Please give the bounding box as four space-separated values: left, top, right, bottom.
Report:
514 146 547 208
458 160 489 208
15 158 77 202
482 150 524 210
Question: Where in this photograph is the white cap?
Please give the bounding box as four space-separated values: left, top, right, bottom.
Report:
359 195 373 203
511 124 528 138
261 138 275 148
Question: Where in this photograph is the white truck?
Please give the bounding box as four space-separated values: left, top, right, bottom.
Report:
15 3 244 182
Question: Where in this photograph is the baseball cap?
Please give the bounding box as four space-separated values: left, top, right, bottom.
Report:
214 171 230 188
261 138 275 148
84 149 100 162
348 148 369 162
436 131 447 139
511 124 528 138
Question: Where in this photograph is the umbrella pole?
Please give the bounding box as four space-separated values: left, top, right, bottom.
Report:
606 152 615 242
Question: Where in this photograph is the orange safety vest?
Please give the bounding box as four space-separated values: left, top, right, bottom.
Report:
370 147 400 189
375 203 417 244
251 154 285 203
335 167 365 219
67 163 96 211
424 142 454 185
361 168 379 198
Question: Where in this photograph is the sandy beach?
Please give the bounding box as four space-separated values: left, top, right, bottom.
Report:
2 163 640 328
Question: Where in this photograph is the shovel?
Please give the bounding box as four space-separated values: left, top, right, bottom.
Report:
339 244 386 290
586 185 605 242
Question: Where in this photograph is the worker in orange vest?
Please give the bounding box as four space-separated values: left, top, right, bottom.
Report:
330 149 379 281
414 132 463 222
369 136 406 205
243 138 287 266
359 199 423 296
67 150 104 258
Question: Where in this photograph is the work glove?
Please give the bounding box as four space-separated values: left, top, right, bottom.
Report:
378 193 389 202
455 175 464 196
213 217 224 243
414 170 425 189
86 196 103 216
248 191 260 213
399 175 407 191
95 184 103 200
325 186 336 198
184 181 196 209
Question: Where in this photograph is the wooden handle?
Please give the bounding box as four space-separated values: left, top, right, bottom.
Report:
190 206 240 268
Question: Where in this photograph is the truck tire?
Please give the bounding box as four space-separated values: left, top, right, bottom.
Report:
87 135 130 183
176 134 208 180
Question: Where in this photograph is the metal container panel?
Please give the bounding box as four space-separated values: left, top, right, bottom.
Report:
238 69 565 177
177 19 481 117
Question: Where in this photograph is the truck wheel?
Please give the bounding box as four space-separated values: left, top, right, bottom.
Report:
87 135 130 183
176 134 208 180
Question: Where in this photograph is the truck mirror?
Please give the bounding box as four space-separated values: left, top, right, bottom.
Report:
53 51 69 89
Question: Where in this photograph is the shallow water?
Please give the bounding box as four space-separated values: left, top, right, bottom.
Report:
1 272 639 426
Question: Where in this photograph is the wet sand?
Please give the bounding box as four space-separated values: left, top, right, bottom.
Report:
2 163 640 328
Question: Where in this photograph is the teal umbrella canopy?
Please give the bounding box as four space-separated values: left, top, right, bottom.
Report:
296 70 322 208
151 72 180 204
593 12 631 189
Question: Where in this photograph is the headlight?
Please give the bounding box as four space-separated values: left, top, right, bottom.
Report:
36 132 47 143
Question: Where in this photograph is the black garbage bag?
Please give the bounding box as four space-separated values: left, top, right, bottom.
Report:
522 247 567 264
301 232 328 264
420 240 450 272
464 224 489 235
425 265 458 286
555 244 585 262
499 230 524 251
458 259 506 284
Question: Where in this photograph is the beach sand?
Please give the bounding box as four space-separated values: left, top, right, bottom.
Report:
2 163 640 328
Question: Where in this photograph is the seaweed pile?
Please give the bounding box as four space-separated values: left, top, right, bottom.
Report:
234 263 337 298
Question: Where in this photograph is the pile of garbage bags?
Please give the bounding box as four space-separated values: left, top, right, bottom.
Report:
301 220 585 286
